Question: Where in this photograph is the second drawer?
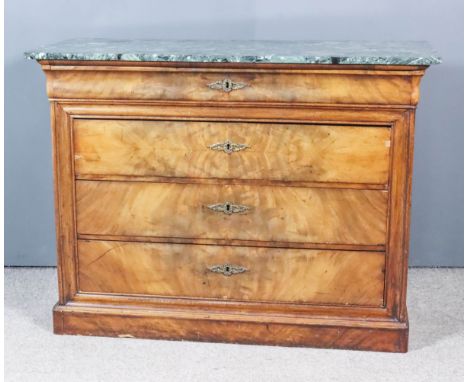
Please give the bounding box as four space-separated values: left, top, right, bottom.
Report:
76 181 388 246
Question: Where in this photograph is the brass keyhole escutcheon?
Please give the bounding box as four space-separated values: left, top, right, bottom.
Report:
208 263 247 276
208 140 249 154
206 201 250 215
207 78 248 93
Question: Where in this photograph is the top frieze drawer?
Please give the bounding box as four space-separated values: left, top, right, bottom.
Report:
42 66 422 105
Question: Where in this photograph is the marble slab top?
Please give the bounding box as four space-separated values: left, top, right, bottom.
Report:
25 39 441 65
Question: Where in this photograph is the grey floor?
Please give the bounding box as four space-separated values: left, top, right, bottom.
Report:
5 268 463 382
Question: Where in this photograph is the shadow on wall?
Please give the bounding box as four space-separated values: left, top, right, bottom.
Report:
410 63 463 267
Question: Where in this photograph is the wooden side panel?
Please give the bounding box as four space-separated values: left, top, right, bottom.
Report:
75 181 388 245
385 113 413 320
74 119 391 184
51 103 78 302
78 240 385 306
45 68 418 105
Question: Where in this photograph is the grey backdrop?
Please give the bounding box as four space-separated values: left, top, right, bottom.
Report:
5 0 463 266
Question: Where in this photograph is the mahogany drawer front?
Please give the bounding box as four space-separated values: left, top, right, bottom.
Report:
76 181 388 246
74 119 391 185
45 69 418 105
78 240 385 306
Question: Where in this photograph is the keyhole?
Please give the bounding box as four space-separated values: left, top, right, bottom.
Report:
226 143 231 150
225 266 230 272
226 203 231 212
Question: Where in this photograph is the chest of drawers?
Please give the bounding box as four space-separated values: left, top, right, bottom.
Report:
27 39 440 352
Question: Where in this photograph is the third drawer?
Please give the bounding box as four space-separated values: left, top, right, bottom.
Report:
76 181 388 246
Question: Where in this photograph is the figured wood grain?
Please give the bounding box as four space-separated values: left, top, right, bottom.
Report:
74 119 391 184
76 181 388 245
78 240 385 306
44 66 421 105
39 58 427 352
55 103 414 332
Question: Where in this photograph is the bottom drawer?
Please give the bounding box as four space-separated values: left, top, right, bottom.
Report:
77 240 385 307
